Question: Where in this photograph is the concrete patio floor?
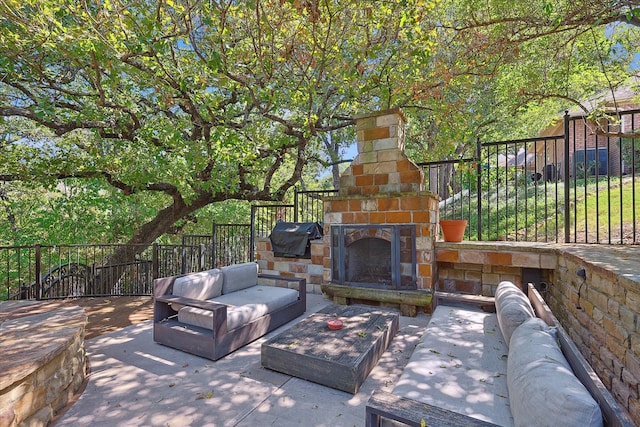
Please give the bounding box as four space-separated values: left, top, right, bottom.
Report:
54 293 431 427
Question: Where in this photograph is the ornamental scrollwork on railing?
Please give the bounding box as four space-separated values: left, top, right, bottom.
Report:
40 262 91 298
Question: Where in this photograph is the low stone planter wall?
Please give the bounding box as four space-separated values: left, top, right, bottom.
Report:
256 238 326 294
435 241 557 296
0 304 88 426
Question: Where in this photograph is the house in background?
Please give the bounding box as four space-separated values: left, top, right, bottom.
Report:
496 145 556 182
535 76 640 180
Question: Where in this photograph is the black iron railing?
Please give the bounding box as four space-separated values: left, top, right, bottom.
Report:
4 111 639 300
2 189 331 301
1 238 249 301
294 189 338 223
182 225 252 270
250 189 336 255
421 109 640 244
251 204 295 239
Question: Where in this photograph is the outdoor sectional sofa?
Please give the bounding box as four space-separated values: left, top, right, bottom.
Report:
153 262 306 361
366 282 633 427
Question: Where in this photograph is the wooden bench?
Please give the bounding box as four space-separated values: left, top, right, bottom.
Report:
365 284 634 427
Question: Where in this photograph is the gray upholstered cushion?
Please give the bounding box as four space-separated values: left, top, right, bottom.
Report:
177 285 298 331
171 268 224 310
392 305 513 426
221 262 259 294
507 318 603 427
495 281 535 347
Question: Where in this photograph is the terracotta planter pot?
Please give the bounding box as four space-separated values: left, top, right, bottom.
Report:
439 219 467 242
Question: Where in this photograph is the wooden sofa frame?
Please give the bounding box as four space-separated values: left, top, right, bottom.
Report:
365 284 634 427
153 273 306 361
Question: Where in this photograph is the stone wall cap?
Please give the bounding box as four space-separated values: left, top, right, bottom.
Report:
0 305 87 390
353 108 406 123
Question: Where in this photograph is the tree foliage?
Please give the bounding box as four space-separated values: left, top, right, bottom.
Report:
0 0 638 252
0 0 437 249
404 0 640 160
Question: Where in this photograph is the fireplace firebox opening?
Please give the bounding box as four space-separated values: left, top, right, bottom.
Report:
331 224 417 290
346 237 391 285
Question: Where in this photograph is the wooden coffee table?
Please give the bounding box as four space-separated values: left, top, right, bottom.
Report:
261 304 399 394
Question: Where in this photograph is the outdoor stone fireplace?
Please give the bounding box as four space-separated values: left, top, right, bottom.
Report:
321 108 439 314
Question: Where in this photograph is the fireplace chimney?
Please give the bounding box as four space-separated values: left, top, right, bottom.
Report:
339 108 424 196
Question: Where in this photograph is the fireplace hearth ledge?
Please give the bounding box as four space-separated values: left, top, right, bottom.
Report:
320 283 432 317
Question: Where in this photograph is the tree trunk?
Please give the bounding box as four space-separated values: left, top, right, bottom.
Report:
92 192 213 293
438 163 454 200
0 186 17 234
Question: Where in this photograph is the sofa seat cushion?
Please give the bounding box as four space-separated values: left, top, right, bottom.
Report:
171 268 224 311
495 281 535 347
177 285 299 331
507 317 602 427
393 305 513 426
221 262 259 294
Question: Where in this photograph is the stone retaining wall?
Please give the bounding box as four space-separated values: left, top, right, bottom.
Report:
549 247 640 423
0 305 87 427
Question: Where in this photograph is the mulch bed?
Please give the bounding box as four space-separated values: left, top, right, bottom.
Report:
1 296 154 340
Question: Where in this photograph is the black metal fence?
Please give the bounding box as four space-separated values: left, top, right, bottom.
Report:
1 191 329 300
4 111 638 300
251 204 295 239
181 224 253 270
295 189 338 222
1 228 254 301
250 189 337 238
1 188 331 301
3 244 157 300
423 109 640 244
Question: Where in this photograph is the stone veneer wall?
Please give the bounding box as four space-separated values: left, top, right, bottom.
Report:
550 248 640 423
436 242 556 296
435 242 639 424
255 238 325 294
0 305 88 427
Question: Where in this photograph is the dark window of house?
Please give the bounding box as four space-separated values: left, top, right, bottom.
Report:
573 148 608 177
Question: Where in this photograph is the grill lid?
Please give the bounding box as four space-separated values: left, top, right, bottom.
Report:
269 222 323 258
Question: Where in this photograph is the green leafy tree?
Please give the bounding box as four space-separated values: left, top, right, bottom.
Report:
0 0 438 280
431 0 640 140
402 0 639 199
1 0 638 256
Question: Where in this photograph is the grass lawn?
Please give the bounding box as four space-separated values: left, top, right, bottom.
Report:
442 176 640 243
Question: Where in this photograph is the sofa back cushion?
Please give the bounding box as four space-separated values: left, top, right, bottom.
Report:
221 262 259 294
507 317 602 427
173 268 224 301
495 281 535 347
